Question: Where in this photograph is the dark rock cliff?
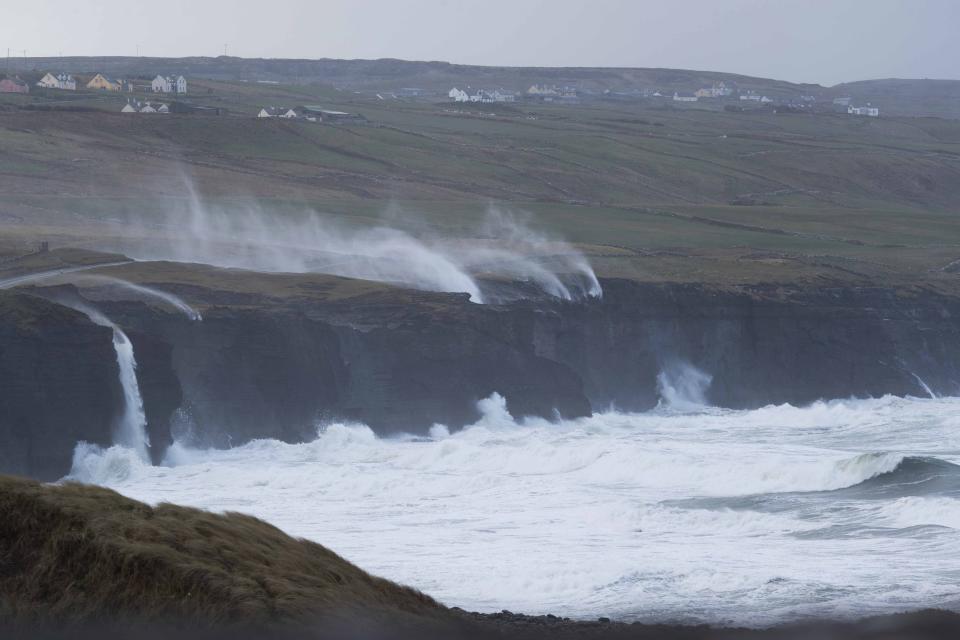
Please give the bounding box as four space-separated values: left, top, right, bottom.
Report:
2 276 959 479
0 292 120 480
529 280 960 411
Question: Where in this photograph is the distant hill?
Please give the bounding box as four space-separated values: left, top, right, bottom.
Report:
6 56 957 117
830 78 960 118
4 55 820 95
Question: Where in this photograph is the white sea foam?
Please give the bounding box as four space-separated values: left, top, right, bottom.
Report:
68 394 960 626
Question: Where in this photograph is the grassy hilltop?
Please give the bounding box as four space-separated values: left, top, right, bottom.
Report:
1 63 959 289
0 474 452 636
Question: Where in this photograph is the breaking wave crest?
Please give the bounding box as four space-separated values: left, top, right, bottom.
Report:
64 393 960 625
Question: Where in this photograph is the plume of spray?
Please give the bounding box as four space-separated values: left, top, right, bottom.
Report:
656 359 713 412
123 178 601 304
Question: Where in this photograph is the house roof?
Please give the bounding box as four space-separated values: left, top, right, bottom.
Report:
90 73 119 84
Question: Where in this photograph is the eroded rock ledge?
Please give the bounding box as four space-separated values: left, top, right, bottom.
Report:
2 261 959 479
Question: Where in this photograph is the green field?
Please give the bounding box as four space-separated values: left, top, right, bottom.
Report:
1 77 959 288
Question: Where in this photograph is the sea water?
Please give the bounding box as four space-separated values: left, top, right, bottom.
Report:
69 393 960 626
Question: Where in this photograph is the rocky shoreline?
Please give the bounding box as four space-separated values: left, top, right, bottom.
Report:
3 253 960 479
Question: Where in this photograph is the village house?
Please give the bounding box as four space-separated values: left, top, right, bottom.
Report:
0 76 29 94
151 74 188 94
527 84 561 97
279 107 300 119
848 105 880 117
86 73 129 92
449 87 516 104
448 87 469 102
673 92 698 102
121 99 170 114
36 72 76 90
740 92 773 103
694 82 732 99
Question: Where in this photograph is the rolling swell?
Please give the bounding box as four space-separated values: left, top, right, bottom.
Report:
664 454 960 522
835 455 960 499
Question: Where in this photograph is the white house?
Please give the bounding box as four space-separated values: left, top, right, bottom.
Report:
527 84 559 96
258 107 280 118
152 74 187 94
279 108 300 119
673 92 698 103
694 82 731 99
140 103 157 114
37 72 76 90
448 87 469 102
121 102 138 113
848 105 879 117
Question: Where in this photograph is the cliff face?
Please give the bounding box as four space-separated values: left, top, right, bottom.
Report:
104 277 960 449
0 293 120 481
531 280 960 411
106 302 590 447
2 277 959 479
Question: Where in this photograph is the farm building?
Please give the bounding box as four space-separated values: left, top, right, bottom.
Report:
37 72 76 90
86 73 126 91
0 76 29 94
299 106 368 124
848 105 880 117
121 99 170 114
151 74 188 94
449 87 469 102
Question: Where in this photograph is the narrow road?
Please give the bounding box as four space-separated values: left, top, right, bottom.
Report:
0 260 134 290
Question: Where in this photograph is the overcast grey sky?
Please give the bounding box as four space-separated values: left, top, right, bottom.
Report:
3 0 958 86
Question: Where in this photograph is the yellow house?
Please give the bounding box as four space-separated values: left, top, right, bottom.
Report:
86 73 122 91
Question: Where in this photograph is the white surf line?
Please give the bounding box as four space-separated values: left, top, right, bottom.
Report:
0 260 134 290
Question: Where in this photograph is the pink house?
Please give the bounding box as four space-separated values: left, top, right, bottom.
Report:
0 77 29 94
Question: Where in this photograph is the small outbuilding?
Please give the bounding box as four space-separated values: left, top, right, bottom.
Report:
0 76 30 94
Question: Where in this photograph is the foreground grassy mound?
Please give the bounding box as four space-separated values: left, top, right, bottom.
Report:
0 475 454 636
4 474 960 639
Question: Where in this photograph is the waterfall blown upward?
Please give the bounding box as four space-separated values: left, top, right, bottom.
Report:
69 303 151 462
125 187 601 303
78 275 202 321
